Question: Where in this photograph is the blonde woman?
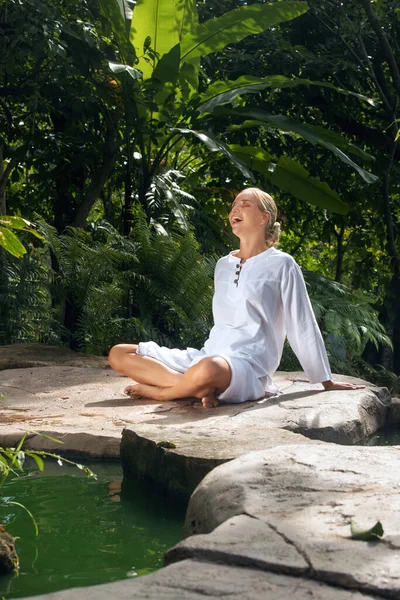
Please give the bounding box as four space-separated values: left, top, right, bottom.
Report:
109 188 363 408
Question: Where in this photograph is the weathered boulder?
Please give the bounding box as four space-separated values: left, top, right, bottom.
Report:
120 425 315 498
0 349 397 600
0 528 18 574
166 444 400 599
13 558 382 600
0 364 392 489
120 373 391 496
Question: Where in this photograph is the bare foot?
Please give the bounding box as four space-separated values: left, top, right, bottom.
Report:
124 383 164 400
201 393 220 408
323 380 365 391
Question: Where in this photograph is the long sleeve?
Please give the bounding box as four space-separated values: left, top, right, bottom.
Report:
281 260 332 384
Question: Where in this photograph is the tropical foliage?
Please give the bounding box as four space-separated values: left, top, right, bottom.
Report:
1 0 399 384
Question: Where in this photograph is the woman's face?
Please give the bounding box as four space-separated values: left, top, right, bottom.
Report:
229 191 269 237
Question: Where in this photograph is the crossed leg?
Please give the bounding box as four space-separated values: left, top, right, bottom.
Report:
108 344 232 408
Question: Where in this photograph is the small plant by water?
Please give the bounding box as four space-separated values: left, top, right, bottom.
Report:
0 431 96 573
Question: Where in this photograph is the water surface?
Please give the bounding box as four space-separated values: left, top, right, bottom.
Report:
0 460 184 598
362 428 400 446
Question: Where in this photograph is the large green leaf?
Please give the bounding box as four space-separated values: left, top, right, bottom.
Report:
130 0 180 79
180 2 309 63
175 0 200 94
228 113 373 162
197 75 375 114
229 145 272 174
0 226 27 258
178 59 200 97
172 128 254 181
0 216 43 239
228 110 377 183
175 0 198 40
0 215 33 230
152 44 180 85
268 157 349 214
98 0 133 62
228 149 348 214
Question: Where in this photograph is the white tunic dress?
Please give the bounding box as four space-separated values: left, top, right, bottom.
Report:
137 247 332 403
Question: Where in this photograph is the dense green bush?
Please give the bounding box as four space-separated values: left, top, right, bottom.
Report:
1 219 393 388
0 216 215 354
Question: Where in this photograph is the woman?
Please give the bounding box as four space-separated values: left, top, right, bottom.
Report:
108 187 363 408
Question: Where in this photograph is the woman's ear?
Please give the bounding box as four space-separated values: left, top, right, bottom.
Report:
261 211 270 225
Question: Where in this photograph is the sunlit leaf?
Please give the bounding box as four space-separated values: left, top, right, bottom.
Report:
26 431 64 444
109 62 142 80
228 110 377 183
16 451 25 470
7 501 39 537
130 0 179 79
229 144 272 174
197 75 376 114
30 453 45 471
269 156 349 214
172 127 254 180
0 227 27 258
350 520 384 541
180 2 309 63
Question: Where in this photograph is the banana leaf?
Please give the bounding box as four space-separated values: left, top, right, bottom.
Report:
180 2 309 63
172 128 254 180
227 109 377 183
130 0 180 79
197 75 375 114
229 148 349 214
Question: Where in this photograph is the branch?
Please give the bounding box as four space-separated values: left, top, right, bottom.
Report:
0 154 17 197
357 0 400 96
356 31 393 113
382 139 399 273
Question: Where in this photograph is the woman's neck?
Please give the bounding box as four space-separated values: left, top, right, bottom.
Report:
236 238 268 262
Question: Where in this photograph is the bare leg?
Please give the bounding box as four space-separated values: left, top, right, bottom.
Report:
108 345 231 408
124 356 231 408
108 344 183 388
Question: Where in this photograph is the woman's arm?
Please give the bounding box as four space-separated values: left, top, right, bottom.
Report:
281 260 364 390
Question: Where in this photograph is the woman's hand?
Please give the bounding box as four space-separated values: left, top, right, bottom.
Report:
322 379 365 391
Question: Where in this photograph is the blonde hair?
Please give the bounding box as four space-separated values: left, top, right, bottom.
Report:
245 187 281 246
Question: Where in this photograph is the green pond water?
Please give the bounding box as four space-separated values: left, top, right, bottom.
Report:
362 428 400 446
0 460 184 599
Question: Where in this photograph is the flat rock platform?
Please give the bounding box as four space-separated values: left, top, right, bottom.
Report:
1 345 398 600
0 347 391 496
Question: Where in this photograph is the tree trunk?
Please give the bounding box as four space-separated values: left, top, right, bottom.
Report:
73 127 119 229
334 222 345 283
0 249 11 345
0 147 17 216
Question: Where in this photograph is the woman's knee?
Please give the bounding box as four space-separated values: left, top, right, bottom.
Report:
191 357 231 390
108 344 138 370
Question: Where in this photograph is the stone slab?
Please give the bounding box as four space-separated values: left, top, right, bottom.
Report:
120 425 312 498
174 445 400 598
0 364 391 469
14 558 381 600
0 344 107 370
